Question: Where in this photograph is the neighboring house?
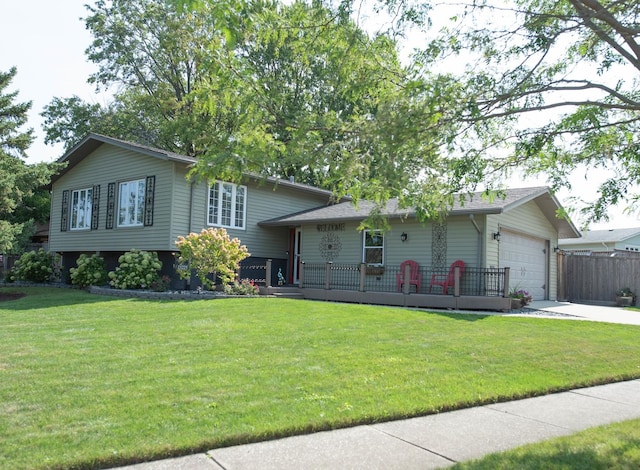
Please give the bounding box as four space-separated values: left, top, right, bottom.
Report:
48 134 339 288
261 187 580 301
31 222 49 250
49 134 580 304
559 227 640 255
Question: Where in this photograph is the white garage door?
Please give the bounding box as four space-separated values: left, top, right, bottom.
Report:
499 230 547 300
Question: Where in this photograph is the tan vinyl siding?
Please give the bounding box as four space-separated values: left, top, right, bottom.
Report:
188 180 334 258
49 144 178 252
169 164 193 248
299 216 482 268
301 221 362 264
487 200 558 299
442 216 483 267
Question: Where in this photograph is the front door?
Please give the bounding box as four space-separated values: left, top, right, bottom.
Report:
293 228 302 284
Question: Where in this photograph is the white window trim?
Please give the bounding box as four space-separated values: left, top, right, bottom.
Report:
207 181 247 230
363 229 384 266
70 187 92 231
117 178 146 227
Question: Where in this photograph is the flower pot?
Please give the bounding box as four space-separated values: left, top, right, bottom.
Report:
511 298 523 309
616 296 634 307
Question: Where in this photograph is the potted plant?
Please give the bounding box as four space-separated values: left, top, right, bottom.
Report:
615 287 635 307
509 289 533 309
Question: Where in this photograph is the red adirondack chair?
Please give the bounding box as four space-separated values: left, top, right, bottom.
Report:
429 260 465 294
396 260 422 293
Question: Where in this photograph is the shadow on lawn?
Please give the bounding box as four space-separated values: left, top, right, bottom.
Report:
0 286 120 310
456 437 640 469
423 310 492 322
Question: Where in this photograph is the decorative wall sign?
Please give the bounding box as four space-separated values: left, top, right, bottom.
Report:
317 223 345 232
319 232 342 261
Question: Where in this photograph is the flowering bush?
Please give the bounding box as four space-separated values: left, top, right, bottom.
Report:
509 288 533 306
175 228 250 290
223 279 259 296
70 254 108 288
108 249 162 290
11 249 61 283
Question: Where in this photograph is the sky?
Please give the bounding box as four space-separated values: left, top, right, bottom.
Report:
1 0 639 231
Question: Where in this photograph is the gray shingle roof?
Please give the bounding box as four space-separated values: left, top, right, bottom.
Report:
49 134 339 200
260 186 548 224
259 186 580 238
559 227 640 245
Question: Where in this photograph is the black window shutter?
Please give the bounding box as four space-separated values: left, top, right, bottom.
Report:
144 176 155 226
91 185 100 230
60 190 69 232
106 182 116 229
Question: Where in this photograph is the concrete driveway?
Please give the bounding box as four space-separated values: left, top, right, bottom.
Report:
521 301 640 326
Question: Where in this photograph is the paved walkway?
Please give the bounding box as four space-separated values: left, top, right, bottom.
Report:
522 300 640 325
114 302 640 470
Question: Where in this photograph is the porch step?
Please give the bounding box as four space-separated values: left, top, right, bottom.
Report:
272 292 305 299
260 286 304 299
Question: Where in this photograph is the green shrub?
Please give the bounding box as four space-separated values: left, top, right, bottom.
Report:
149 275 171 292
223 279 259 296
2 267 15 283
108 249 162 290
69 254 108 288
11 249 61 283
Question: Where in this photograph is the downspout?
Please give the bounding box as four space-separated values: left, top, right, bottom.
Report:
469 214 483 267
188 180 194 234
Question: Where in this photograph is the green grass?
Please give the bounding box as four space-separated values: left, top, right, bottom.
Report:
2 287 640 469
453 417 640 469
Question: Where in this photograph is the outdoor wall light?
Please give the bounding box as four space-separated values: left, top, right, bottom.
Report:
401 232 408 242
492 231 501 241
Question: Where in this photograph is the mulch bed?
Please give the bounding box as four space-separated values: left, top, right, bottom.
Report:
0 291 26 302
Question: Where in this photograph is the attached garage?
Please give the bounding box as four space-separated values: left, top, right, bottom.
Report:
499 229 549 300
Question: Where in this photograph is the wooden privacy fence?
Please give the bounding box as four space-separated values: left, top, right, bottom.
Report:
559 252 640 306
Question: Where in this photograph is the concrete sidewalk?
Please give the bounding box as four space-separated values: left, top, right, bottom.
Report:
116 379 640 469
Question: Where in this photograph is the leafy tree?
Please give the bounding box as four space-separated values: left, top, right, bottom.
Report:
43 0 479 222
49 0 242 156
0 67 60 254
40 96 128 151
397 0 640 223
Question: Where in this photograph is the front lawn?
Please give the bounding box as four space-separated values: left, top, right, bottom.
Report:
2 287 640 469
453 417 640 469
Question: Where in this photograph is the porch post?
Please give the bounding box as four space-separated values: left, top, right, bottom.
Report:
454 265 461 297
265 259 272 288
503 267 510 297
325 261 332 290
359 263 366 291
403 262 411 294
299 261 305 287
